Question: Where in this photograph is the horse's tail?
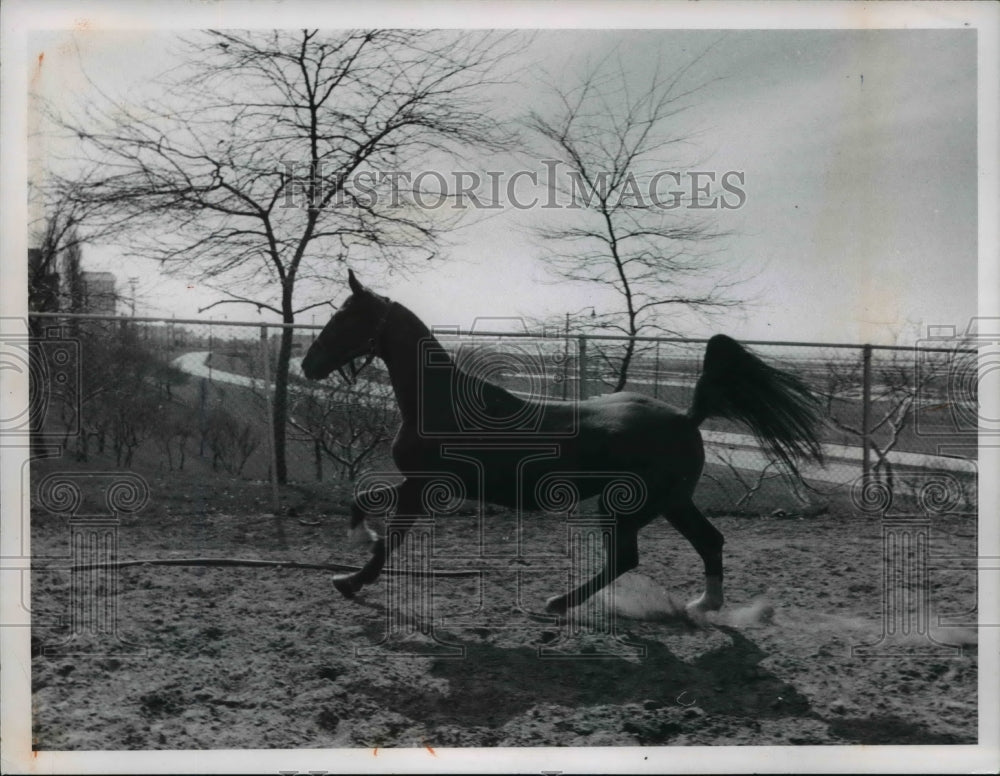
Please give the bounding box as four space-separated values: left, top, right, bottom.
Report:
687 334 824 477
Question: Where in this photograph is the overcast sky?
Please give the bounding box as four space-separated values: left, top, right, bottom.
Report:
25 23 980 346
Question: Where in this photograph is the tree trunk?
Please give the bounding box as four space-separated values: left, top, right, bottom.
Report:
272 293 295 485
613 337 636 393
606 210 638 393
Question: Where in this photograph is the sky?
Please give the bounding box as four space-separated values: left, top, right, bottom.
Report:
19 16 986 346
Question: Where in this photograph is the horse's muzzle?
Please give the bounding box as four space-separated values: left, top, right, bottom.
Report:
301 351 331 380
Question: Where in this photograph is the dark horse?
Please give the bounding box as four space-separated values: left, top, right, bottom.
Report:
302 270 824 616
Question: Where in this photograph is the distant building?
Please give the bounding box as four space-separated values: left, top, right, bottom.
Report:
80 272 117 315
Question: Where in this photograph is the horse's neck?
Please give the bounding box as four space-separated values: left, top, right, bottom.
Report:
380 303 528 428
379 304 451 424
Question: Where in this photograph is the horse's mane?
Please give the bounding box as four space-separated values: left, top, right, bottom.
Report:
390 301 530 419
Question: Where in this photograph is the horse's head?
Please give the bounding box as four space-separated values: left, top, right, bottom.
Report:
301 270 392 381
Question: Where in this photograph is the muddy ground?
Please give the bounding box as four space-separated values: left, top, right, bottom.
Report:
31 461 977 750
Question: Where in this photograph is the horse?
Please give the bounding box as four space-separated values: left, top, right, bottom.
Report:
301 270 824 617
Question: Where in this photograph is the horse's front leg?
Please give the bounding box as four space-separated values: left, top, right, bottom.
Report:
332 479 421 600
331 483 396 599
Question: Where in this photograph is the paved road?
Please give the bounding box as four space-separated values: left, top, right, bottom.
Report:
172 351 392 398
173 351 266 388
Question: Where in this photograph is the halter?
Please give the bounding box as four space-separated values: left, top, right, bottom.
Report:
337 298 395 385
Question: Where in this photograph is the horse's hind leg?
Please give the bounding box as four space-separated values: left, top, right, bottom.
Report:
544 523 640 616
663 500 724 614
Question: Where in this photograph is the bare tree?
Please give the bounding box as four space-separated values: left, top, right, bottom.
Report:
28 176 137 317
703 447 822 513
44 319 188 464
47 29 520 482
29 187 87 316
198 405 260 476
153 401 196 472
527 51 744 391
289 380 397 482
107 389 160 468
823 348 953 491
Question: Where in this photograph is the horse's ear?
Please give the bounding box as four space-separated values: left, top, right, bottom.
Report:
347 269 364 296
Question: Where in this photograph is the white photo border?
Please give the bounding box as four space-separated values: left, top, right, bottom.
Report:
2 1 997 773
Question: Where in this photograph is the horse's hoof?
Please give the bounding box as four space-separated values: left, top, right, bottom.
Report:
684 594 722 622
545 595 568 615
332 574 359 599
687 577 723 616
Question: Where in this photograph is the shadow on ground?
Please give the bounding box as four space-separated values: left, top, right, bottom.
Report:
349 622 970 745
352 624 809 727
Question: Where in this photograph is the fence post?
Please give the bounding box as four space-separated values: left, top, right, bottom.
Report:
562 314 570 400
861 344 872 482
261 325 281 515
653 340 660 399
198 377 207 458
577 335 588 400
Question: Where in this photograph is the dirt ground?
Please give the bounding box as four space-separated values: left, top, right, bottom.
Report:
30 461 978 750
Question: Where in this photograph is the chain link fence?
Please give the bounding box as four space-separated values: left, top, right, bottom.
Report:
25 313 978 516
